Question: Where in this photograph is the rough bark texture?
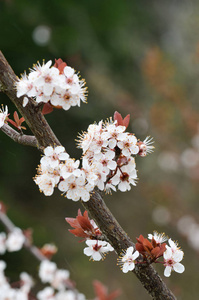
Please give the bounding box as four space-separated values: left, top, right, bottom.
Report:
1 123 38 147
0 50 177 300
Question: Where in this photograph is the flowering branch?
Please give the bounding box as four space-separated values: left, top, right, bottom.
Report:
0 208 47 262
0 50 61 149
0 50 177 300
1 123 38 147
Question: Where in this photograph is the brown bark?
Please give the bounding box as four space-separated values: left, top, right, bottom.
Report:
1 123 38 147
0 50 176 300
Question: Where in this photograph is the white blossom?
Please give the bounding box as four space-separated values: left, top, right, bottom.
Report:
148 231 168 244
83 239 114 261
16 73 36 98
39 260 57 284
55 290 85 300
41 146 69 168
118 246 139 273
51 269 70 290
117 134 139 157
34 173 56 196
20 272 34 293
163 245 185 277
58 174 91 202
6 228 25 252
37 286 55 300
138 136 155 157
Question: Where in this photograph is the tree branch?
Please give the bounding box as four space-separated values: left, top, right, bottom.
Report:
0 209 77 291
0 50 176 300
1 123 38 147
0 210 46 262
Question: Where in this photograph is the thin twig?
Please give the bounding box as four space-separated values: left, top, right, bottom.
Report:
1 123 38 148
0 210 76 292
0 210 46 261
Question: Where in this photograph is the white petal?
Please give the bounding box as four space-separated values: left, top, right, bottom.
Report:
92 252 102 261
44 146 54 156
54 146 64 154
173 263 185 274
43 84 54 96
122 263 130 273
64 66 74 77
173 250 183 262
164 266 172 277
83 247 93 256
85 240 96 246
128 262 135 271
132 250 140 260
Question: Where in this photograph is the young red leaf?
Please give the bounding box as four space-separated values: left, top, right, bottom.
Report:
93 280 121 300
65 209 102 241
42 103 54 115
8 111 27 130
54 58 67 74
113 111 123 126
123 114 130 129
113 111 130 129
7 118 18 129
13 111 20 124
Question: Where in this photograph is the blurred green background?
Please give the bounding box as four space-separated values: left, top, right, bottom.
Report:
0 0 199 299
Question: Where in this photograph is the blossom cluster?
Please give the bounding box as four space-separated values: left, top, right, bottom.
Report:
16 59 87 110
0 261 34 300
38 260 85 300
34 114 154 200
78 119 139 193
118 232 185 277
0 209 86 300
0 228 25 253
34 145 92 201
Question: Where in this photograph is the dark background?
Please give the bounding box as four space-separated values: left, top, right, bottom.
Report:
0 0 199 299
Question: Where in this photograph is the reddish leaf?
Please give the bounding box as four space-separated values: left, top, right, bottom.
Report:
93 280 121 300
8 111 26 130
40 244 57 259
13 111 20 124
77 215 93 232
113 111 130 129
136 234 166 261
54 58 67 74
68 228 89 238
114 111 123 125
65 217 80 229
7 118 18 129
42 103 54 115
123 114 130 129
19 117 25 125
65 209 102 241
